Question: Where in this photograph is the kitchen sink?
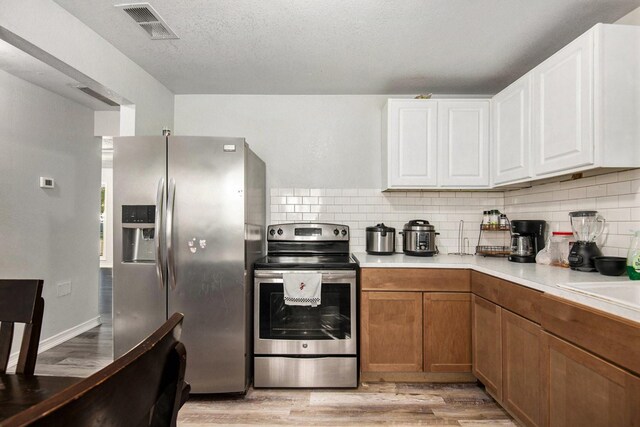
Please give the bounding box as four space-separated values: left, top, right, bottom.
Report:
557 281 640 311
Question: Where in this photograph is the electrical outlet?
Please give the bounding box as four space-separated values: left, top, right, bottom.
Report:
57 281 72 297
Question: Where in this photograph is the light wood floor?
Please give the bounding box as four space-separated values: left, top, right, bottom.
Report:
180 383 517 426
32 268 516 426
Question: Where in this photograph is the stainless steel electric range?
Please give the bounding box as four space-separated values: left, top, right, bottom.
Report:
253 223 358 388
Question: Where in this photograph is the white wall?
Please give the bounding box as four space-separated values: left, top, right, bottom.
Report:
175 95 389 189
94 111 120 137
616 6 640 25
0 0 174 135
0 70 100 347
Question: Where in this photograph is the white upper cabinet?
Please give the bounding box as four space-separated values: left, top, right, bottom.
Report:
383 24 640 191
383 99 438 189
529 23 640 179
382 99 490 190
437 101 490 187
532 29 594 176
491 75 532 185
489 23 640 184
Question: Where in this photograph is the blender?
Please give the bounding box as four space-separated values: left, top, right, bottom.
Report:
568 211 606 272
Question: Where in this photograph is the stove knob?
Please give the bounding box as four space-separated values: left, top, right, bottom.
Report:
334 229 339 236
341 229 347 236
277 228 283 236
269 229 276 236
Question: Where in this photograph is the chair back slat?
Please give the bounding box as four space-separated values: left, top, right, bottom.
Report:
0 280 44 375
4 313 188 427
0 280 43 323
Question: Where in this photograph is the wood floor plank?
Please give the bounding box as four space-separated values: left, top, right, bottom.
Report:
309 391 446 406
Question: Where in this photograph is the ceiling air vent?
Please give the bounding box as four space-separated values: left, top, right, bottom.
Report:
115 3 179 40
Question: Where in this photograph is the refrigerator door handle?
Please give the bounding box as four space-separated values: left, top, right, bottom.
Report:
167 177 177 291
155 178 165 290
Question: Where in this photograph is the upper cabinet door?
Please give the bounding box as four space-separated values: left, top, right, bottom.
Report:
437 101 490 187
384 100 438 188
532 30 594 176
492 75 532 185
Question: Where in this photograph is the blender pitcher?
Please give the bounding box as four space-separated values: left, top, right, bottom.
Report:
569 211 606 242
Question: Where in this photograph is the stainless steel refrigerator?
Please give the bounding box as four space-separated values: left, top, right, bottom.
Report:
113 136 265 393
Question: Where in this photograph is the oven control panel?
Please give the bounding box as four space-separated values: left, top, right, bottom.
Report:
267 223 349 241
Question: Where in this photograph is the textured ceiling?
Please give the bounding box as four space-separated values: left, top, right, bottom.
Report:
52 0 640 95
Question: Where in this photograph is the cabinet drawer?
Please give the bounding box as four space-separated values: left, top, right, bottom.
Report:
361 268 470 292
471 271 541 323
541 294 640 375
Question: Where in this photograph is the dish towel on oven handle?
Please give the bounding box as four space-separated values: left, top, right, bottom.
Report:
283 272 322 307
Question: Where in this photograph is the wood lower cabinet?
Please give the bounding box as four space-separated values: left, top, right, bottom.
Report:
472 275 544 426
359 268 640 425
541 332 640 427
423 293 471 372
361 290 473 377
472 294 502 399
360 268 472 379
360 291 423 372
502 310 542 427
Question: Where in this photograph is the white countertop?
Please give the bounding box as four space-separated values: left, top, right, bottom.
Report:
354 252 640 324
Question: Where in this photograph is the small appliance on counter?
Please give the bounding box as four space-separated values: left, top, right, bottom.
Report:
400 220 438 256
508 220 546 263
568 210 606 272
366 223 395 255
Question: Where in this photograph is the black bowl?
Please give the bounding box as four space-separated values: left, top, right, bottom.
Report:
593 256 627 276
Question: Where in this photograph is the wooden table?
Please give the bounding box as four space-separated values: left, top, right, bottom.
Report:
0 374 82 422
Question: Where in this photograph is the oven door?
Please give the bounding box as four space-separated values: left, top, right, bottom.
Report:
254 270 357 355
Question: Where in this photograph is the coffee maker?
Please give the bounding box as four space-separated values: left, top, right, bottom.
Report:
568 210 605 272
509 220 546 263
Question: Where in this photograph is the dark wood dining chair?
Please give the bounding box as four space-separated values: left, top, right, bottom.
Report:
2 312 189 427
0 279 44 376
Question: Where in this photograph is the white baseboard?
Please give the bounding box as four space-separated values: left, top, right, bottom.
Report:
8 316 102 368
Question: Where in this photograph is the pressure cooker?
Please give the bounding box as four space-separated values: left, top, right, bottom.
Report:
366 223 395 255
400 220 438 256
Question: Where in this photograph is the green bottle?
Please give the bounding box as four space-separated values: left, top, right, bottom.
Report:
627 230 640 280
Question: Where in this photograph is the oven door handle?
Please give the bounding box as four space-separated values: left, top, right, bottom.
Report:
253 270 355 281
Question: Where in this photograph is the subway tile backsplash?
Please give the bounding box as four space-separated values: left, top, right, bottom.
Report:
269 170 640 257
503 169 640 257
269 189 506 254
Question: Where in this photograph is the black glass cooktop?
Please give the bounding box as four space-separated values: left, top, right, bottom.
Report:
254 254 358 270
